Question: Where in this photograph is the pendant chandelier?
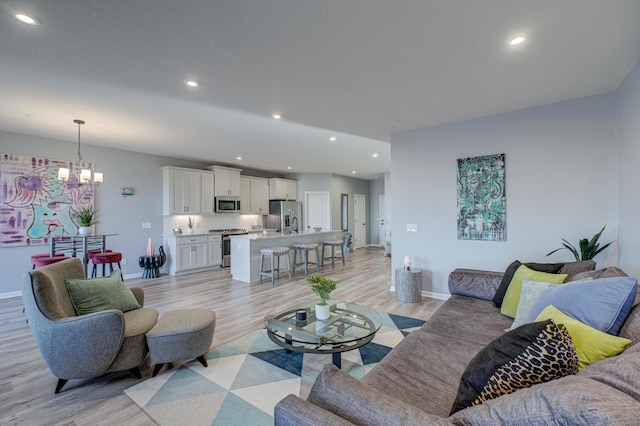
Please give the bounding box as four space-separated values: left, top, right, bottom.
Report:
57 119 103 186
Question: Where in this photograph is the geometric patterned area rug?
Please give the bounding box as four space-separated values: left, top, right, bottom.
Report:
125 313 425 426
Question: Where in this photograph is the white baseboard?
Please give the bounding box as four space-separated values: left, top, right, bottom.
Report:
422 291 450 300
0 291 22 300
389 286 450 301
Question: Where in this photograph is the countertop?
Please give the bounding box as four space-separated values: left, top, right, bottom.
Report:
231 230 343 240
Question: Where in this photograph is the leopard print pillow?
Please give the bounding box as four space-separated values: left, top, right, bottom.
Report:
450 319 578 414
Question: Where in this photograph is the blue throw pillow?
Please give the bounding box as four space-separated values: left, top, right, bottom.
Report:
523 276 638 335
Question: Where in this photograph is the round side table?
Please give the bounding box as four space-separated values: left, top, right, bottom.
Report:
395 268 423 303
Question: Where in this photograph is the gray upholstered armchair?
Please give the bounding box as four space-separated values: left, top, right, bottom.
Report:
22 258 158 393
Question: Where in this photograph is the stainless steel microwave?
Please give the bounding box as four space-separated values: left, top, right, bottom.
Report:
215 196 241 213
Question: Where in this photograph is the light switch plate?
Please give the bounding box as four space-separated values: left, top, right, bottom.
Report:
142 222 152 229
407 224 418 232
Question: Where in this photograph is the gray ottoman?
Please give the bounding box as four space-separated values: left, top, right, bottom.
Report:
146 309 216 377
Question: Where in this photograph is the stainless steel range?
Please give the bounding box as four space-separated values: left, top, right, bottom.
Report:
209 228 248 267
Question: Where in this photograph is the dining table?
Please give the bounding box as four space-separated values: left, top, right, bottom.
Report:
49 233 118 276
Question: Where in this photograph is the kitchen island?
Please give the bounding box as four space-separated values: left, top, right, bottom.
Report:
230 230 344 283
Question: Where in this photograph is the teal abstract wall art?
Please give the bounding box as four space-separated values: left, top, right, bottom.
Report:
457 153 506 241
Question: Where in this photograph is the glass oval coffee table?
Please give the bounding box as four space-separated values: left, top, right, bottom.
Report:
264 300 382 368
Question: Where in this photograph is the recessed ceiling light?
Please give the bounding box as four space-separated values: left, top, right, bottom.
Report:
185 80 199 88
509 35 526 46
287 166 292 170
272 113 282 119
329 136 337 142
15 13 38 25
372 153 379 158
351 171 357 174
236 156 242 160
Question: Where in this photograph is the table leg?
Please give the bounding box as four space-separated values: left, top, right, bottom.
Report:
332 352 341 368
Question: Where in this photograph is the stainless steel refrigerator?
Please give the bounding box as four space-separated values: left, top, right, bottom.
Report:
266 201 302 233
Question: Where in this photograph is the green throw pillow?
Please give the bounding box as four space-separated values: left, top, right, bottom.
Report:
65 270 141 315
501 265 567 318
535 305 631 371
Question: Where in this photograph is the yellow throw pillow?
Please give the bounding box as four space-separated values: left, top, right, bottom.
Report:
501 265 567 318
535 305 631 371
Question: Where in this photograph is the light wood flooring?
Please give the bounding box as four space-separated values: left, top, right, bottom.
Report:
0 247 444 425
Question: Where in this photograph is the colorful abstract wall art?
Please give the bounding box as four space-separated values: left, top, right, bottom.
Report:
0 153 94 247
457 153 506 241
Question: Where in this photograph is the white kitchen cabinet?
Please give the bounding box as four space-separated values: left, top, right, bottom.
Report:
240 177 251 213
208 234 222 267
201 171 216 214
164 235 209 275
208 165 242 197
241 176 270 214
269 178 298 201
162 166 202 215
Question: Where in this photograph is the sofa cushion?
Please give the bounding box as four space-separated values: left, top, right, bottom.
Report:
525 276 638 335
579 342 640 402
307 364 447 426
535 305 631 370
558 260 596 278
492 260 521 307
492 261 565 307
449 375 640 425
507 279 557 331
501 265 567 318
362 327 487 418
450 319 578 414
65 270 141 315
620 305 640 343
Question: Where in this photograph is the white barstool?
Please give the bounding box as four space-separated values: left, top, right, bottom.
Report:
259 247 292 285
322 240 345 267
292 243 321 276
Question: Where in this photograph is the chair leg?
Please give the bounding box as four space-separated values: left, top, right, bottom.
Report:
129 366 142 379
286 253 292 280
315 247 321 272
92 264 97 278
270 254 275 286
341 245 345 265
321 244 326 266
152 363 165 377
259 254 265 282
196 354 208 368
55 378 68 394
292 249 298 275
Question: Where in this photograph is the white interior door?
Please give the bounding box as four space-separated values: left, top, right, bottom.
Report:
354 194 366 249
305 192 331 232
378 194 386 247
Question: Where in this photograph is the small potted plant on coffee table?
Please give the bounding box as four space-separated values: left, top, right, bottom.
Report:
75 207 99 236
306 274 338 320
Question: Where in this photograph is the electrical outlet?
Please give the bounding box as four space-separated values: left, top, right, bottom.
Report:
121 258 127 265
142 222 151 229
407 224 418 232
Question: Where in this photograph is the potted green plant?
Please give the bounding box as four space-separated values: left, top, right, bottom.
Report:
546 225 613 261
306 274 338 320
75 207 99 236
187 216 194 234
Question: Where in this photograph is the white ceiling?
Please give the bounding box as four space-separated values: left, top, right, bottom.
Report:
1 1 639 180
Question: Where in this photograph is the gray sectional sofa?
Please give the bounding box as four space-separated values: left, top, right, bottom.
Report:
274 266 640 425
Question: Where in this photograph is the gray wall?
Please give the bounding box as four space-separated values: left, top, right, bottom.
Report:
0 139 380 294
0 130 212 294
617 58 640 278
390 93 619 295
331 175 371 242
286 172 374 242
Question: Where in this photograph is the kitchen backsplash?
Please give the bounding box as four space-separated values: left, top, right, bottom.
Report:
162 214 265 234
